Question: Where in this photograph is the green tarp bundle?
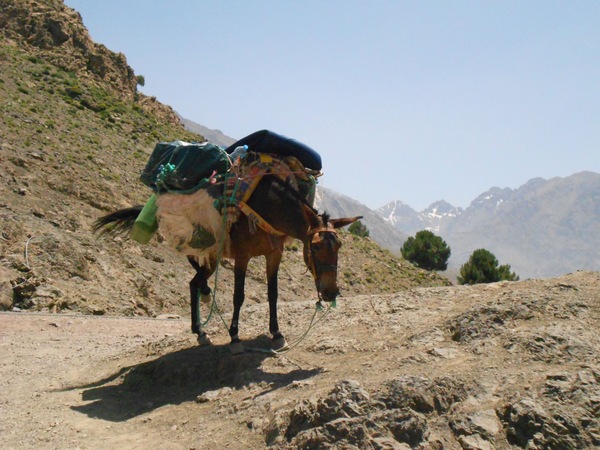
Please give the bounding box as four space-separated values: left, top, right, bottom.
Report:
140 141 230 193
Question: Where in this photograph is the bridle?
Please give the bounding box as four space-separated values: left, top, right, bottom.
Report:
306 226 340 281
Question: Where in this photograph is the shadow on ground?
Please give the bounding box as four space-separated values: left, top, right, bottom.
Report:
68 335 321 421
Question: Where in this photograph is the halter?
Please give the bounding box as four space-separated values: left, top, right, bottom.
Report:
306 226 340 280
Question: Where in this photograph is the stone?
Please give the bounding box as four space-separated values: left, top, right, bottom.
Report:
458 434 494 450
0 266 16 311
196 387 233 403
371 437 411 450
469 409 501 437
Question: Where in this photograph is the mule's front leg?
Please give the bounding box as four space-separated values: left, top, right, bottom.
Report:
267 251 288 351
229 257 248 354
188 257 212 346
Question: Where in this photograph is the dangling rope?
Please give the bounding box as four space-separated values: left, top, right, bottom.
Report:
198 174 242 330
245 300 335 355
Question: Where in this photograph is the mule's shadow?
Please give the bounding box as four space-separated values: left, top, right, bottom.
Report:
70 335 321 422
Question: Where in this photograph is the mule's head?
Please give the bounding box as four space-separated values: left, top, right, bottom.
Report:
303 207 362 302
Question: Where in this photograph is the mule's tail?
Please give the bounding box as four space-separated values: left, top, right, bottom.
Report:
92 206 143 238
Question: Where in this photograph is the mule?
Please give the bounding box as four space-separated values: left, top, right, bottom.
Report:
94 173 361 353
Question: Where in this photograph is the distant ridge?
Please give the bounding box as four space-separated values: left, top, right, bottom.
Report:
178 114 236 148
377 171 600 278
315 187 407 251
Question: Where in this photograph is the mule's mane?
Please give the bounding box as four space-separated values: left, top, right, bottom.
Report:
268 174 319 215
267 175 332 227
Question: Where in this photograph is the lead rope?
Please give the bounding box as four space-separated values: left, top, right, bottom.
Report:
245 301 334 355
246 232 336 355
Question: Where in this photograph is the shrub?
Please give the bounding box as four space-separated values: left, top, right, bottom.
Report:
457 248 519 285
348 220 370 238
401 230 451 271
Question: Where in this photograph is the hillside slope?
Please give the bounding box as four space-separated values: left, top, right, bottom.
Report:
0 0 448 317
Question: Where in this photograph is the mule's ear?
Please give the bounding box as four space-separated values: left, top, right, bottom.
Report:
330 216 363 229
303 204 322 229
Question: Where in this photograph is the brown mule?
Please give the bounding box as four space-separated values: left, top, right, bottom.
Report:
94 174 361 353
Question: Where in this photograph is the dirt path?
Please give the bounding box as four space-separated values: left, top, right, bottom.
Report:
0 303 355 450
1 272 599 449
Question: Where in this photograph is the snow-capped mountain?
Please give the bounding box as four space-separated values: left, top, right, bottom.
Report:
315 187 408 251
419 201 464 233
377 200 422 235
376 172 600 279
376 199 463 235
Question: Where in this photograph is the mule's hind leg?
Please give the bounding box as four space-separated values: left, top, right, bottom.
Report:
188 256 214 346
228 256 249 354
266 250 288 351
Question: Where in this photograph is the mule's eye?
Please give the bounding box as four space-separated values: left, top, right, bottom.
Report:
312 241 323 250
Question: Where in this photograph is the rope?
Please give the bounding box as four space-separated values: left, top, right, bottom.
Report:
199 173 241 330
245 301 334 355
24 236 37 270
24 235 48 270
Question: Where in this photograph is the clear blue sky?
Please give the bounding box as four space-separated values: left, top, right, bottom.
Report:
65 0 599 211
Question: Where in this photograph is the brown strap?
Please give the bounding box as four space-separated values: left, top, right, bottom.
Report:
235 153 299 237
237 201 287 236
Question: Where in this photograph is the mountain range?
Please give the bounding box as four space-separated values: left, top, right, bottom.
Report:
379 171 600 279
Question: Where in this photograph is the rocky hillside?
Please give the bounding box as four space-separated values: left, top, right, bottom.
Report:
0 0 448 316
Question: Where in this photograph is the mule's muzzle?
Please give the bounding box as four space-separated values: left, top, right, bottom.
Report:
319 287 340 303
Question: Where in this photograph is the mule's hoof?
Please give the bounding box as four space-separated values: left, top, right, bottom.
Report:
200 293 212 305
229 341 244 354
272 336 289 351
197 333 212 346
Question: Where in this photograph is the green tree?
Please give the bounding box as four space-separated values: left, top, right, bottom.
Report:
401 230 451 271
457 248 519 285
348 220 370 238
136 74 145 87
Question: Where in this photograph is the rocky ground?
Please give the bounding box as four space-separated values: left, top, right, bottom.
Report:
1 271 598 449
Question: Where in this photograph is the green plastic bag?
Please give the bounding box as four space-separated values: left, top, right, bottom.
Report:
130 194 158 244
